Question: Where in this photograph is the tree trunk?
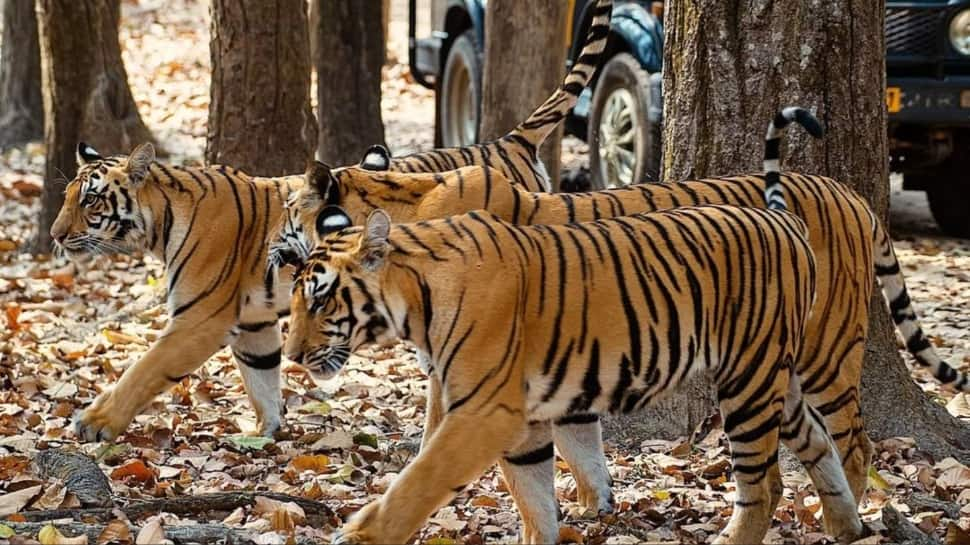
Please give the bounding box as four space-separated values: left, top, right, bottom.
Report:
33 0 156 253
479 0 568 190
0 0 43 150
603 0 970 461
207 0 316 177
314 0 385 166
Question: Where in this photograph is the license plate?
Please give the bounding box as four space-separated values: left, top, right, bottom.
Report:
886 87 902 113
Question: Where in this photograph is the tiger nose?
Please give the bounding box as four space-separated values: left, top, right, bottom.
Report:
50 224 67 244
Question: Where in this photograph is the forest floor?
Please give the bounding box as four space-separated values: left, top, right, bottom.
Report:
1 1 970 544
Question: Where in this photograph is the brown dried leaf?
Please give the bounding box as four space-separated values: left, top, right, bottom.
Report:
38 525 88 545
97 519 132 545
0 484 42 516
110 459 155 483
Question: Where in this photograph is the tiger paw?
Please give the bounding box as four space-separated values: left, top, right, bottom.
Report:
333 503 384 544
74 390 132 442
577 480 615 515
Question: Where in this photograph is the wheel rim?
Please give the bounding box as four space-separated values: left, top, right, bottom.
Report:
444 55 477 147
597 88 639 187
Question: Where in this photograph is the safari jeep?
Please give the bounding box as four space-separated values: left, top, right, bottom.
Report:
887 0 970 238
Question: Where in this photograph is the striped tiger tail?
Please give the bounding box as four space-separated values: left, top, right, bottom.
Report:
764 107 825 211
511 0 612 146
872 217 970 391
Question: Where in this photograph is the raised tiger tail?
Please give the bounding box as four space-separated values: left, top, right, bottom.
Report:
764 107 825 211
511 0 612 147
872 217 970 391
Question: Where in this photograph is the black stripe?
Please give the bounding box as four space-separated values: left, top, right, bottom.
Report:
555 413 599 426
504 442 554 465
233 348 282 370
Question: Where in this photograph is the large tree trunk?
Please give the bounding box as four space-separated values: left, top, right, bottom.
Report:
479 0 568 190
207 0 316 177
314 0 385 166
604 0 970 461
0 0 43 150
33 0 156 253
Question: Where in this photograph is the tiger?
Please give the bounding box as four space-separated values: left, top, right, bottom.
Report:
50 143 303 441
283 170 867 544
273 108 970 511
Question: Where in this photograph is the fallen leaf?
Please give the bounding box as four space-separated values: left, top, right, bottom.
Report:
470 495 499 508
102 329 146 346
947 522 970 545
558 526 584 543
309 430 353 451
97 519 132 544
110 459 155 483
228 435 274 451
32 482 67 510
299 401 331 415
135 519 169 545
289 454 330 473
0 484 43 516
38 525 88 545
868 466 891 491
5 304 22 332
0 240 16 252
353 432 379 449
947 393 970 418
0 524 14 538
50 273 74 290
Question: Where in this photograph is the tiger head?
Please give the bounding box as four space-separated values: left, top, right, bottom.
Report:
268 145 440 270
284 206 395 380
50 142 156 260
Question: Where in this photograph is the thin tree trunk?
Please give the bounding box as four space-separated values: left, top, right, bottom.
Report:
314 0 385 166
207 0 316 177
33 0 156 253
605 0 970 461
479 0 568 189
0 0 43 150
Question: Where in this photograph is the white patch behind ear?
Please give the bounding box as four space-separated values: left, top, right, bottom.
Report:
359 145 391 171
323 214 351 229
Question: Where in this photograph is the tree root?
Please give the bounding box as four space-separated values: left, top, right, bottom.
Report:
21 491 334 526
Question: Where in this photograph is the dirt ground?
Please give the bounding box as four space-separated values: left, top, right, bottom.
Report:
1 1 969 544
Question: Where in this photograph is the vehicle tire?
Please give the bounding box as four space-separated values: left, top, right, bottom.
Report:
588 53 659 189
926 161 970 238
435 30 482 148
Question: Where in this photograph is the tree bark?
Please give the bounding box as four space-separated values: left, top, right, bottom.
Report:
0 0 43 150
603 0 970 461
33 0 157 253
479 0 568 189
207 0 316 177
314 0 385 166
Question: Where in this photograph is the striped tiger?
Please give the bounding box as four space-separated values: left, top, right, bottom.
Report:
275 108 970 510
50 143 302 441
283 175 866 544
46 0 611 444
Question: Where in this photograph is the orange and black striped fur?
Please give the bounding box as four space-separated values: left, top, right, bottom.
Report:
276 109 970 510
284 181 865 543
50 143 301 441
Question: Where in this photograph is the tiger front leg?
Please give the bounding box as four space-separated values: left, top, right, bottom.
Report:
335 410 528 544
75 320 229 442
232 321 285 437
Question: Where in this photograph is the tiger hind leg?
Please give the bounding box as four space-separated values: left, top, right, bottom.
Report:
715 379 787 544
781 378 864 542
231 321 284 437
498 421 560 544
552 414 614 514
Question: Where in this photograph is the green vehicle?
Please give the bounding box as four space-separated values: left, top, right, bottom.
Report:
888 0 970 237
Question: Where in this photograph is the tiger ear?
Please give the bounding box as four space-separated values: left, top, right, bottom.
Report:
76 142 103 166
126 143 155 185
307 160 340 206
358 209 391 272
315 205 352 238
359 145 391 171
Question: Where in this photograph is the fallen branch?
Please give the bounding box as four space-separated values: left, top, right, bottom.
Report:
21 492 334 525
881 504 941 545
3 521 322 545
